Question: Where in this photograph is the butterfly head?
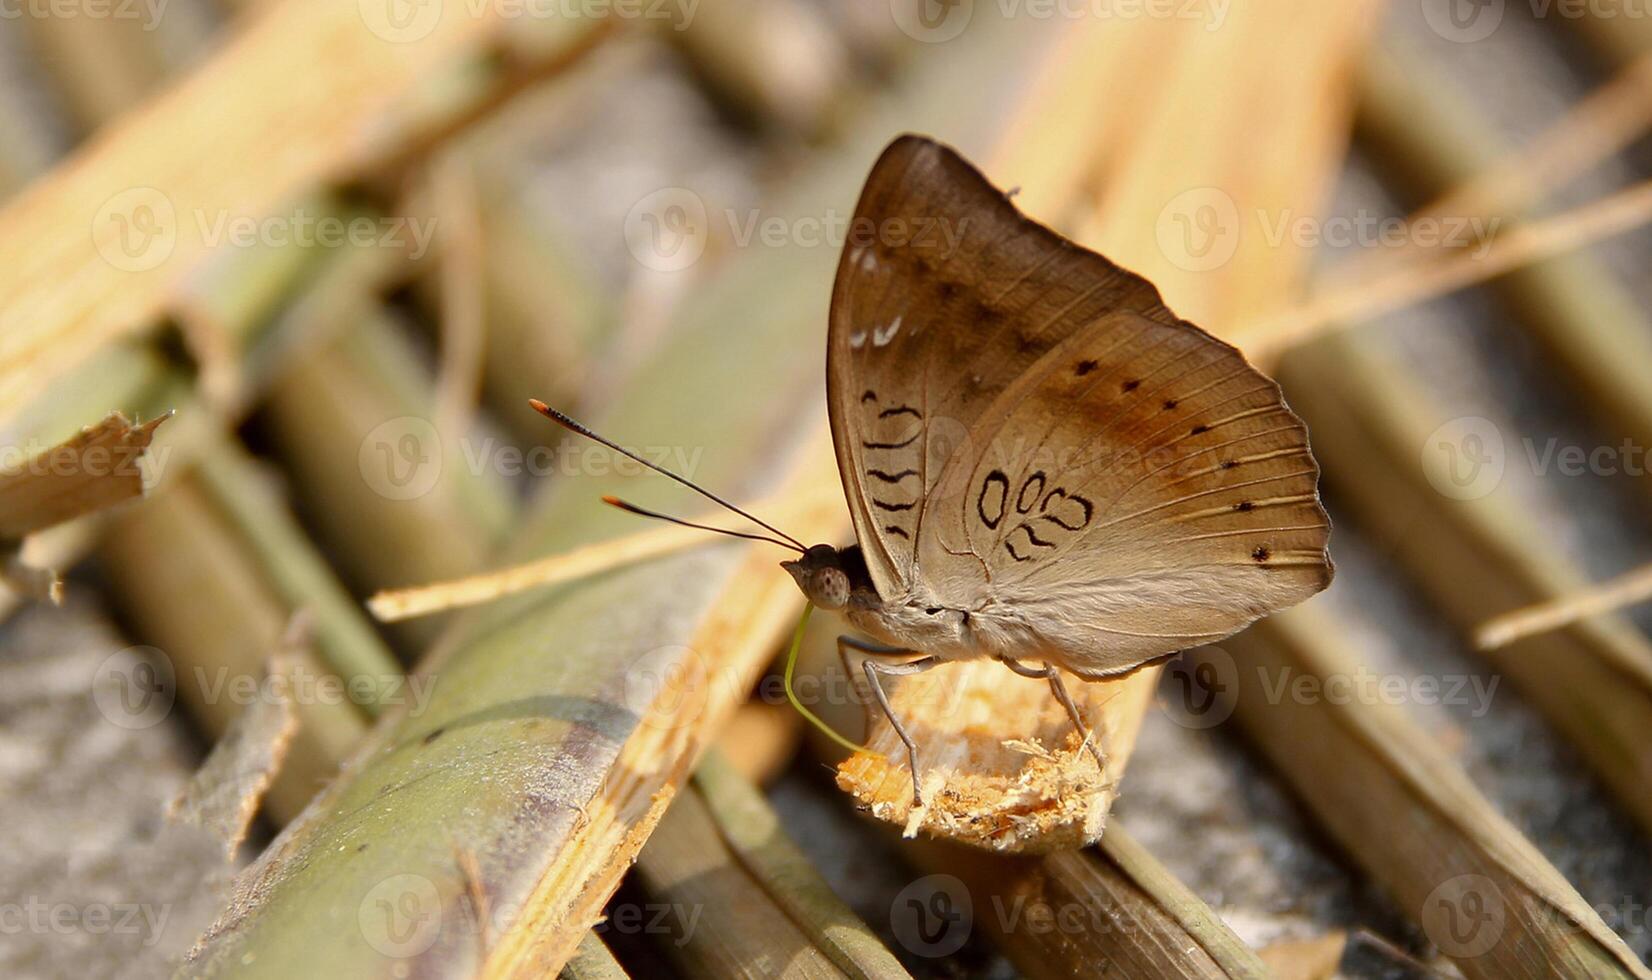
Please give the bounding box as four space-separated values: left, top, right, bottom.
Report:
782 544 861 611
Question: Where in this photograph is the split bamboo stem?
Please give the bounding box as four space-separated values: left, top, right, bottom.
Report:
908 829 1269 979
1211 608 1651 980
0 0 606 433
1277 330 1652 832
1353 45 1652 460
633 752 910 978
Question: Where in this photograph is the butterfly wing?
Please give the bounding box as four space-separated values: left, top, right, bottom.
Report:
828 135 1331 676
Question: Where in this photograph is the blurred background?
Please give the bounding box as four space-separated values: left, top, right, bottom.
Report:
4 0 1652 977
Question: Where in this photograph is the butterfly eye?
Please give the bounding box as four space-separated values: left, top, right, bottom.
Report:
925 607 942 615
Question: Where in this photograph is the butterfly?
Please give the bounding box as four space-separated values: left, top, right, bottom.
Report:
536 134 1332 806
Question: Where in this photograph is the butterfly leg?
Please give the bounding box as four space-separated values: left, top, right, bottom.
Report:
862 655 938 808
999 659 1107 775
836 635 914 738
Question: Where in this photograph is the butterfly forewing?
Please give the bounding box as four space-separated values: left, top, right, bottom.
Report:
827 135 1331 677
829 136 1177 597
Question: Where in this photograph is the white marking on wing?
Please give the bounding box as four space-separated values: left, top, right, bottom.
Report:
873 315 902 347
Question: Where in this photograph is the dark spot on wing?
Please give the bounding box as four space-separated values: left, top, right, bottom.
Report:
878 406 921 420
1190 424 1210 435
1252 545 1270 563
1122 379 1140 392
423 727 445 745
1220 459 1238 469
873 499 916 512
1235 500 1254 512
1075 359 1098 376
861 390 877 403
1162 398 1178 410
883 525 910 539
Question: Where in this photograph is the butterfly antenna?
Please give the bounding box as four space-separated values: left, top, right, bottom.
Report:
602 496 804 552
530 399 809 553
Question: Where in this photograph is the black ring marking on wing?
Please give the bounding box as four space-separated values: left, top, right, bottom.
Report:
1016 472 1046 514
878 406 921 420
1004 522 1057 562
1039 488 1094 531
978 470 1009 529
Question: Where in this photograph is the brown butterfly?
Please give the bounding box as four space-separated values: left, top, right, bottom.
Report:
537 134 1332 805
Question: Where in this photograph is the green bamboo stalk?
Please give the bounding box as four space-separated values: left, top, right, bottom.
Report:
189 431 402 714
260 290 514 653
1211 608 1651 980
